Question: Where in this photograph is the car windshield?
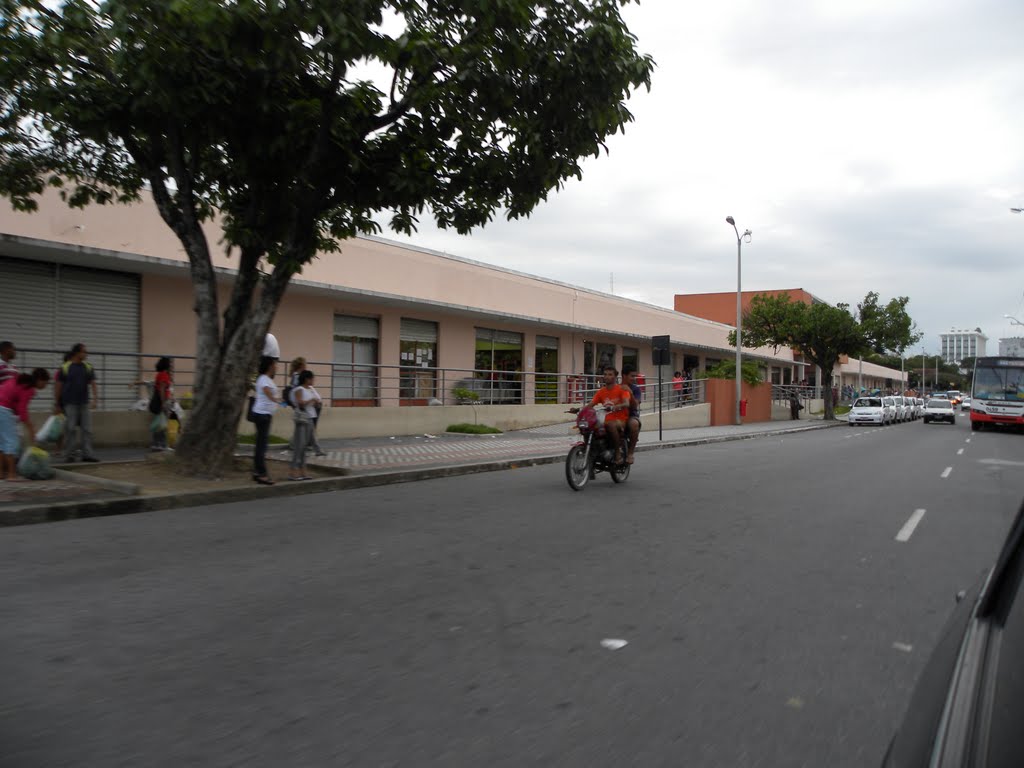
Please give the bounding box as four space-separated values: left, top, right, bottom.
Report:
854 398 881 408
927 399 951 408
973 364 1024 402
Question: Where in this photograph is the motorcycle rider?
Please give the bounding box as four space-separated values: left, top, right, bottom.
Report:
621 365 642 464
571 365 630 464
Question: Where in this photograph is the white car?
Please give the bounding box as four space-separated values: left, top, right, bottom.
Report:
849 397 888 426
923 398 957 425
890 395 909 423
961 397 972 412
881 396 898 425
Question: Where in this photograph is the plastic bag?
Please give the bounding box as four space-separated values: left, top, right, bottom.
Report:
150 412 168 432
35 414 65 443
17 446 55 481
167 417 179 447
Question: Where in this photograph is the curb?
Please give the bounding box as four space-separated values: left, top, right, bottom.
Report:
0 421 840 527
52 468 142 496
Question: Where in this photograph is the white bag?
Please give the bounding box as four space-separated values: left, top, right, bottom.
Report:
35 414 65 443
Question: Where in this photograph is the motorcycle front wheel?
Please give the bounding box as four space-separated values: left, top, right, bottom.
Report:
565 444 591 491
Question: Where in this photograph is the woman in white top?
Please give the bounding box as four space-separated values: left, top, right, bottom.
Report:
289 370 322 480
252 356 281 485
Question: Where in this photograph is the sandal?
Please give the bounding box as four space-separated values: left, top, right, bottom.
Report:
626 454 635 465
254 476 275 486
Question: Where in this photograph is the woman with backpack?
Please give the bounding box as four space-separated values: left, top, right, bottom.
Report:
148 357 173 451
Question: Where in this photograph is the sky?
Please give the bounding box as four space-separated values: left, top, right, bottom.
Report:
375 0 1024 355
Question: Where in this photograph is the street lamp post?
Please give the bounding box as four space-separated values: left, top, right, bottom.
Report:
1007 314 1024 327
725 216 752 425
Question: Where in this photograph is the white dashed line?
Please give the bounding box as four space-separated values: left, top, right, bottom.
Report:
941 467 953 479
957 448 964 455
896 509 927 542
892 642 914 653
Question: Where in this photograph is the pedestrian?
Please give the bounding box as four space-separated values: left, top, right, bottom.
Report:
149 357 174 452
0 341 18 385
0 368 50 481
288 370 321 481
789 391 803 420
622 365 642 465
251 355 281 485
289 357 326 456
672 371 684 406
54 343 99 462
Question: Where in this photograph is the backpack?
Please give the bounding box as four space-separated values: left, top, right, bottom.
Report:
281 384 294 408
148 386 163 414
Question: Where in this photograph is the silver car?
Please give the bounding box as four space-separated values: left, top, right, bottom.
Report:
923 398 956 425
849 397 887 426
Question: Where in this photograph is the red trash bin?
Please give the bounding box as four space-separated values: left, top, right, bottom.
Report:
739 399 748 417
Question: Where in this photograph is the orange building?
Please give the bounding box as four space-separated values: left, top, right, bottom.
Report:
674 288 823 325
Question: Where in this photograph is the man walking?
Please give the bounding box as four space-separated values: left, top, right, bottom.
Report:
789 391 803 421
54 343 99 462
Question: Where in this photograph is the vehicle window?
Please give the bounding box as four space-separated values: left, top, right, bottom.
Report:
854 398 881 407
974 366 1024 402
927 399 951 408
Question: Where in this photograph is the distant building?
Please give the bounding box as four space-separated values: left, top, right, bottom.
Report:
999 337 1024 358
939 328 987 364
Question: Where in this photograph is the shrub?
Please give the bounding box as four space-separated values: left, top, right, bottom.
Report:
446 423 502 434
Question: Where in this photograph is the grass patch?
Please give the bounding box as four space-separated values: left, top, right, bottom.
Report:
237 433 289 445
834 405 852 415
446 423 502 435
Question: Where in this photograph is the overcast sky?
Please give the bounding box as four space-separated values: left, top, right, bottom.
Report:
377 0 1024 355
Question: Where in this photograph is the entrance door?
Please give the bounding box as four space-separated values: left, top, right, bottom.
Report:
333 315 379 405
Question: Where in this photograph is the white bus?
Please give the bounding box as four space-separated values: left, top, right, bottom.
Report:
971 357 1024 431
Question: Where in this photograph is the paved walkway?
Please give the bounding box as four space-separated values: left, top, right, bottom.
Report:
1 418 833 516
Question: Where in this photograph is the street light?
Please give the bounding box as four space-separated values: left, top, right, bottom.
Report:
1007 314 1024 327
1011 208 1023 214
725 216 752 425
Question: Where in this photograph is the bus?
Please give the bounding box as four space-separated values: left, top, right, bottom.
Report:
971 357 1024 431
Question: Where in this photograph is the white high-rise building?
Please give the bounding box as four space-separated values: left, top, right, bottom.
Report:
999 337 1024 358
939 328 987 364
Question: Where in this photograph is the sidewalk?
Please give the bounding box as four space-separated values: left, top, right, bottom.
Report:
0 418 838 524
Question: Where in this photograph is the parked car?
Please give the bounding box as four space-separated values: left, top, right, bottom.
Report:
923 398 956 425
961 397 972 412
890 395 909 423
848 397 887 426
916 397 924 418
882 500 1024 767
881 396 897 425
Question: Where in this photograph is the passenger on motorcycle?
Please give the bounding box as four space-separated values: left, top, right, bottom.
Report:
621 365 642 464
572 365 631 463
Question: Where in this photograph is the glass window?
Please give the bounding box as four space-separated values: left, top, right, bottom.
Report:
399 319 438 402
535 335 559 404
622 347 639 373
475 328 523 404
333 315 378 402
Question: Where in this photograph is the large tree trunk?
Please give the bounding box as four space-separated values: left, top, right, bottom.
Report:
822 371 835 420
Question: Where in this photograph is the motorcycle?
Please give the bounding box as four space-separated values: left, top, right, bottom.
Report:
565 404 631 491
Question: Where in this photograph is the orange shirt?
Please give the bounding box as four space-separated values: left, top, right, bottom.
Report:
590 384 630 422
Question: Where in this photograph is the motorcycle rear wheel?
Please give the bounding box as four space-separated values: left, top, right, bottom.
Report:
565 445 591 491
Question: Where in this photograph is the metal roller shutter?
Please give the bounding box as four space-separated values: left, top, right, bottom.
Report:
334 314 379 339
0 256 57 348
399 318 437 343
55 264 140 353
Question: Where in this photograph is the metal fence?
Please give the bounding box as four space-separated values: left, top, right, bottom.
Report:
770 384 819 406
15 348 707 412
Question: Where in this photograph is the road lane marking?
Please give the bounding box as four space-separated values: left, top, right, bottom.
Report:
941 467 952 479
896 509 927 542
979 458 1024 467
966 438 971 443
957 448 964 455
600 638 628 650
892 642 914 653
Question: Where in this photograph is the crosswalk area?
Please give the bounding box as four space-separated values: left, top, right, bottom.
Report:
278 434 578 470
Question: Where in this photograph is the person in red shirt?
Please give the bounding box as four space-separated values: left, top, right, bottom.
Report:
576 365 631 463
149 357 174 451
0 368 50 481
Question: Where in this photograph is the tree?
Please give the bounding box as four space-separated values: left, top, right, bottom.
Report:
0 0 654 474
858 292 923 358
731 292 919 420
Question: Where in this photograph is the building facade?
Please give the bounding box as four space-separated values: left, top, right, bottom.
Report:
1 189 818 412
940 328 987 364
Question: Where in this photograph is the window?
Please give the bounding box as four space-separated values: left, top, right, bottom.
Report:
475 328 523 404
399 319 438 403
622 347 639 374
333 315 378 403
535 335 559 404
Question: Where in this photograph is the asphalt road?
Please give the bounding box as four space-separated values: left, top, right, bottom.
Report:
2 417 1023 768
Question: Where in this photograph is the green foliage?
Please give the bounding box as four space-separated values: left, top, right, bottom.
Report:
704 359 763 385
452 386 480 403
857 292 922 355
446 423 502 434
